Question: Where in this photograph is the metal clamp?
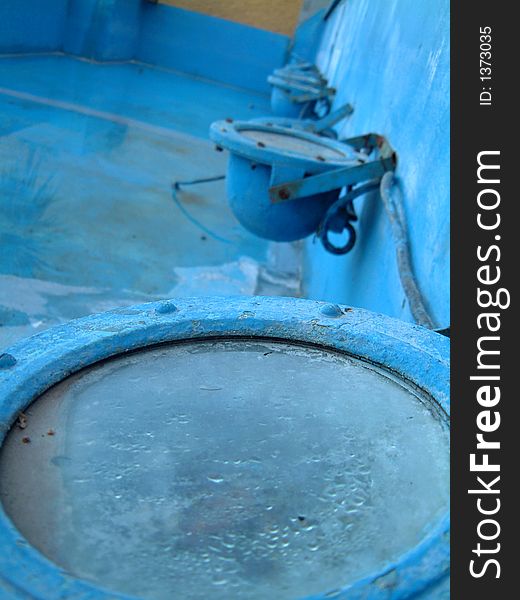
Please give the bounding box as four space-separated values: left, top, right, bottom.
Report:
267 134 397 255
318 180 380 255
269 133 397 204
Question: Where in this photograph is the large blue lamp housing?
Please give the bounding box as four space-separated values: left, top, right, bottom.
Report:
0 297 449 600
210 121 397 244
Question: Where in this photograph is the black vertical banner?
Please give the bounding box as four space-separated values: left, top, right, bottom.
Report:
451 1 516 598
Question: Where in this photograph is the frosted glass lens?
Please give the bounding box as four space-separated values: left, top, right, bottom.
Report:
0 340 449 599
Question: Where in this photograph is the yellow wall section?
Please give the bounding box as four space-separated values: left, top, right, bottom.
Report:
160 0 303 36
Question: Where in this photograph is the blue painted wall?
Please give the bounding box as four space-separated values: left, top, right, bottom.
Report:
0 0 68 53
0 1 288 94
303 0 450 328
289 8 327 63
137 4 289 94
64 0 142 61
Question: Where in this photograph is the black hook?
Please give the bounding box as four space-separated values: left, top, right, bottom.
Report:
318 180 380 255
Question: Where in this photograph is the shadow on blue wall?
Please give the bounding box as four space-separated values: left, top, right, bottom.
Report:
303 0 449 328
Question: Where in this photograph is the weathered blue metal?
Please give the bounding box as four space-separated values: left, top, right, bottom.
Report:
318 180 379 255
268 63 335 119
210 121 363 172
0 295 449 599
268 152 396 203
251 102 354 139
272 65 327 86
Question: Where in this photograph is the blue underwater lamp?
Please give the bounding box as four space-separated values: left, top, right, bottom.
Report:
268 62 336 119
0 296 449 599
209 122 397 252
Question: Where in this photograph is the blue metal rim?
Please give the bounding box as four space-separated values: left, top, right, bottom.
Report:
0 296 450 600
268 71 327 91
273 64 327 81
249 117 338 140
250 116 316 131
209 121 363 170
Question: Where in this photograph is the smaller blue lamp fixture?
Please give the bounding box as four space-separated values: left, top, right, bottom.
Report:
268 62 336 119
209 121 397 254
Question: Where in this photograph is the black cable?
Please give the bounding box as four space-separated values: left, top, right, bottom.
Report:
379 171 436 329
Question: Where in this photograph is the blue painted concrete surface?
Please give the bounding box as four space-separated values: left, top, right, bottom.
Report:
0 0 68 54
64 0 142 61
0 54 272 138
0 0 450 351
303 0 449 328
0 0 289 94
0 0 450 346
0 54 300 351
138 4 289 95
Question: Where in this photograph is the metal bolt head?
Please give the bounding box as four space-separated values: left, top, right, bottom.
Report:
155 301 178 315
0 353 16 369
320 304 344 318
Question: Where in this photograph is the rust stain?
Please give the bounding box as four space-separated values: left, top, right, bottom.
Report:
16 411 28 429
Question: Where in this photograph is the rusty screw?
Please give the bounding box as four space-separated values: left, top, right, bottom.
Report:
17 412 28 429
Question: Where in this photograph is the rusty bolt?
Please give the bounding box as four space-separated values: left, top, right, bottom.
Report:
17 412 28 429
278 188 291 200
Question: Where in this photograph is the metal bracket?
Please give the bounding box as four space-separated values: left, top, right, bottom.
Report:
268 76 336 105
269 134 397 204
310 102 354 133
